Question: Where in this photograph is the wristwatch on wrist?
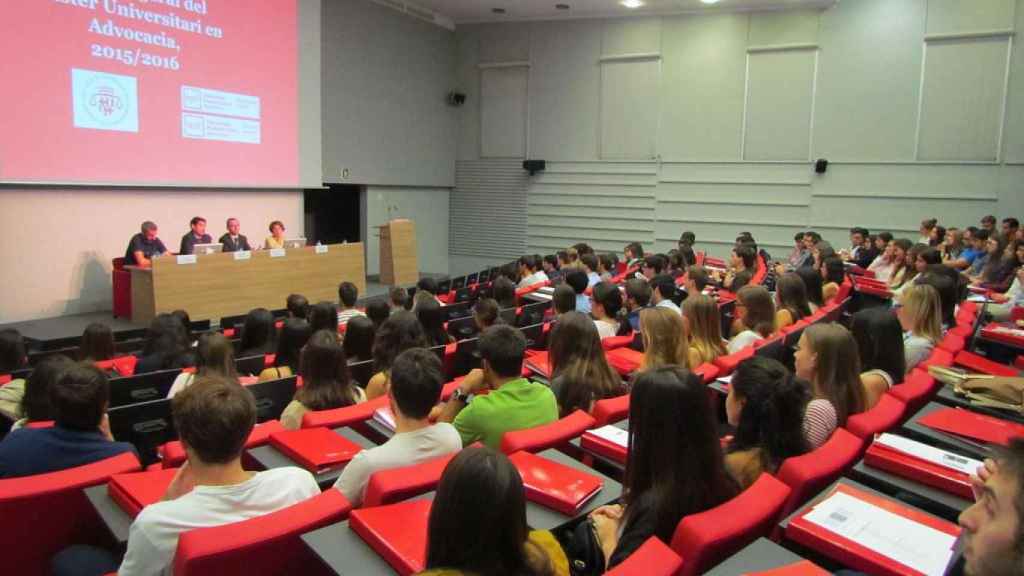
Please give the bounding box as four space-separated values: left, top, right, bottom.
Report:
451 388 471 404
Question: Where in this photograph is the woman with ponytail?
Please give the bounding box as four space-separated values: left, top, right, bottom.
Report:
724 356 810 489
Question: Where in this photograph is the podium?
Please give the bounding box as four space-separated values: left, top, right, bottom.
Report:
377 219 418 286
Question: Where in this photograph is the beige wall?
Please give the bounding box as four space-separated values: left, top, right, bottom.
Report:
0 189 303 323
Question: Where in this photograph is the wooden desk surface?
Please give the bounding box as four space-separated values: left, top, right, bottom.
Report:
131 243 365 322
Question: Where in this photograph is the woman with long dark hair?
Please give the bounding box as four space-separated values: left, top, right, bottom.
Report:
850 308 906 410
16 355 75 428
281 329 364 429
728 285 776 353
795 266 824 311
135 313 193 374
79 323 115 363
365 311 429 400
774 273 812 330
307 301 339 336
422 447 568 576
167 332 238 398
415 296 455 347
547 311 625 416
238 307 277 358
259 318 312 381
342 316 375 363
725 356 810 489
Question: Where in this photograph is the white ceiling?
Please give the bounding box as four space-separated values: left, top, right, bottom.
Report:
407 0 837 24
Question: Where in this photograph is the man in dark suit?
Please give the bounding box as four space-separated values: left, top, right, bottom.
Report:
218 217 252 252
179 216 213 255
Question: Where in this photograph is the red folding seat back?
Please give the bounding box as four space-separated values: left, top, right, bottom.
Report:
845 394 907 439
362 451 458 507
0 452 141 576
602 334 634 351
888 369 937 413
937 333 967 354
301 395 388 429
713 347 755 376
499 410 597 454
670 474 791 576
693 363 720 384
605 537 683 576
775 428 864 520
954 350 1018 377
173 489 352 576
591 393 630 427
920 347 955 370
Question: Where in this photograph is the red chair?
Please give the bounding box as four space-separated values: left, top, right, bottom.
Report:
606 347 644 376
362 451 458 507
173 489 352 576
0 452 141 576
301 396 388 429
670 474 792 576
713 347 755 376
160 420 286 468
937 333 967 354
602 334 634 351
112 257 132 318
919 347 955 370
844 394 908 440
592 393 629 427
954 350 1018 377
605 537 683 576
888 369 938 414
693 363 721 384
775 428 865 521
500 410 597 454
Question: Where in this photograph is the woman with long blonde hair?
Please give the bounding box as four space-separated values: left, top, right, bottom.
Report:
639 307 694 370
682 295 727 366
897 283 943 372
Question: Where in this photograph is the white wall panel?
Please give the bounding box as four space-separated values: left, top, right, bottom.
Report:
480 66 529 158
748 9 820 46
926 0 1016 35
743 49 817 161
1003 0 1024 163
599 59 660 159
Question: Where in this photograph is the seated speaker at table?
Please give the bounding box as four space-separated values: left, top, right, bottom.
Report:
179 216 213 255
125 221 167 267
218 217 252 252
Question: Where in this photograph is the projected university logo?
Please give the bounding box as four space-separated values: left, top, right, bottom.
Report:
72 69 139 133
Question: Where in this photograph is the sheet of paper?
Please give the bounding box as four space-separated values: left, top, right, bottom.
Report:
715 374 733 386
373 407 395 431
876 433 983 475
967 294 993 303
802 491 956 576
588 425 628 447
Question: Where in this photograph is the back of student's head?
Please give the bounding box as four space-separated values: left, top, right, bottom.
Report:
492 276 517 308
389 348 444 419
679 231 696 246
172 376 256 464
547 312 621 413
624 278 652 308
337 281 359 308
686 265 710 292
592 281 623 318
564 270 588 296
626 367 736 543
519 254 537 272
80 322 115 362
427 447 550 576
415 296 449 347
822 257 846 286
915 271 957 327
388 287 409 311
298 329 354 410
795 267 824 307
196 332 238 378
373 310 428 372
552 284 577 315
479 324 527 379
308 301 339 335
343 316 376 363
850 308 906 379
643 254 666 275
473 298 501 330
776 273 812 320
639 307 689 369
240 307 276 353
899 283 944 342
171 309 192 335
736 285 776 337
802 323 865 424
579 252 598 273
733 244 756 269
677 245 696 269
650 274 676 302
286 293 309 319
417 277 439 295
365 300 390 329
597 253 615 273
142 314 191 368
0 329 26 373
543 254 559 271
23 355 75 422
625 242 644 261
51 364 109 431
682 294 726 363
275 318 312 371
729 357 809 467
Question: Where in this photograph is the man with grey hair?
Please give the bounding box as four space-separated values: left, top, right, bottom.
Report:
124 221 167 267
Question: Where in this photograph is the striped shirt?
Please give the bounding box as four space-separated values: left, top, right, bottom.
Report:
803 399 838 449
337 308 366 325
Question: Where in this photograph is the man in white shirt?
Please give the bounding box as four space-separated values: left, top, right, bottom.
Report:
334 348 461 506
581 253 601 288
337 281 367 325
53 376 319 576
651 274 682 315
517 255 549 289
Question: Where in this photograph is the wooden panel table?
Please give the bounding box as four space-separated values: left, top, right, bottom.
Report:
129 243 365 323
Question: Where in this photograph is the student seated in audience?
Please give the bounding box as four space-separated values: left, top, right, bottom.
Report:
1002 217 1020 241
580 253 601 288
264 220 287 249
281 330 365 429
286 293 309 319
955 438 1024 576
52 375 319 576
988 267 1024 321
590 282 622 339
10 356 75 430
952 228 991 271
640 307 696 370
794 323 866 449
416 295 455 347
795 266 825 312
518 254 549 288
867 233 897 282
897 283 943 372
492 276 519 309
171 309 196 347
597 253 616 282
887 238 916 290
135 313 194 374
820 256 846 303
917 268 961 329
650 274 681 315
551 284 577 319
916 246 943 276
682 294 727 366
566 367 737 572
919 217 938 246
973 237 1019 292
342 316 375 364
929 225 946 248
718 244 755 292
416 277 446 306
543 254 563 283
237 307 278 358
547 312 626 416
437 325 557 449
0 330 28 421
623 242 644 268
473 298 501 332
940 228 964 262
728 285 776 353
850 308 906 410
678 230 696 251
389 286 409 313
556 250 573 272
683 265 712 297
421 447 569 576
308 301 340 335
168 332 239 398
79 322 115 364
787 232 808 270
843 227 879 269
178 216 212 256
640 254 667 280
366 311 429 400
259 318 311 382
364 299 390 329
725 357 810 489
336 281 366 325
775 272 813 330
0 364 135 478
621 278 651 332
333 348 460 507
565 270 592 315
981 214 998 235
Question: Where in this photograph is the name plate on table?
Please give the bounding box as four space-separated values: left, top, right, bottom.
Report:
315 244 329 254
233 250 252 261
269 248 286 258
176 255 196 265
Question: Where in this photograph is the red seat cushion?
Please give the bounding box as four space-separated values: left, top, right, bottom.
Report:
591 394 629 427
301 396 388 429
775 428 865 520
888 369 937 413
362 452 458 508
499 410 596 454
845 394 907 439
605 537 683 576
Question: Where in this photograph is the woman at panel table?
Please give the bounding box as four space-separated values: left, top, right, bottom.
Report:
264 220 287 249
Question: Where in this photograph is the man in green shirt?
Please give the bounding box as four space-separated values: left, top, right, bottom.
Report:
438 325 558 449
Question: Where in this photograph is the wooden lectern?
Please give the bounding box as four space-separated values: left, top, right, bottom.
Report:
377 219 419 286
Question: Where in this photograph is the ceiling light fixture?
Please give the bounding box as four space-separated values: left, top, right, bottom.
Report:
620 0 644 8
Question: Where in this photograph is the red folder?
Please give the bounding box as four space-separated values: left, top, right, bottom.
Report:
161 420 285 467
786 483 960 576
349 499 431 576
863 442 974 500
524 351 551 379
981 323 1024 348
746 560 830 576
507 451 603 515
107 467 179 517
580 430 628 465
268 427 363 473
605 348 643 377
918 407 1024 446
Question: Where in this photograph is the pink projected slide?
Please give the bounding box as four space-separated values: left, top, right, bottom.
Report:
0 0 298 186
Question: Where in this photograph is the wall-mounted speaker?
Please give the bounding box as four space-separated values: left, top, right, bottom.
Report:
523 159 546 175
815 158 829 174
446 92 466 106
